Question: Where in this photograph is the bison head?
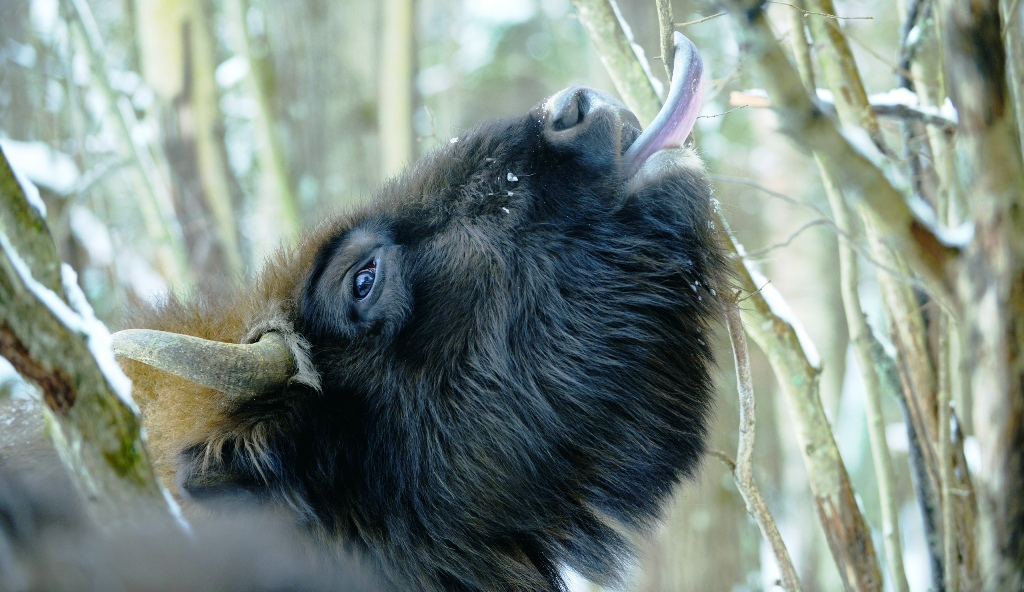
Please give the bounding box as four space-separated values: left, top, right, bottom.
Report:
115 33 726 591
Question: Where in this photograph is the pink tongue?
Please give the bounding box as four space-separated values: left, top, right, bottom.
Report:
622 32 705 177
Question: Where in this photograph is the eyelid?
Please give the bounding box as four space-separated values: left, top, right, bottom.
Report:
342 240 383 277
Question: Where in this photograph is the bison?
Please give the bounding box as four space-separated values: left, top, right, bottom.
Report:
23 32 726 591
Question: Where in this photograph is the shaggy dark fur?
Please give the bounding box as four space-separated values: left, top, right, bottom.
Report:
127 88 727 591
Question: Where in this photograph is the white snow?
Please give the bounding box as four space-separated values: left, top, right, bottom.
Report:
905 24 922 48
905 192 975 248
816 87 958 126
60 263 137 411
748 266 822 370
868 88 959 125
163 485 192 533
1 141 52 217
1 138 80 197
69 206 114 266
609 0 664 100
866 87 916 109
962 435 981 474
215 55 250 89
933 221 975 248
2 239 190 528
839 124 885 169
885 422 909 453
0 232 136 409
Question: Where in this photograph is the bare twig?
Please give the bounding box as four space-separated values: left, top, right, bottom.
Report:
805 0 885 148
844 30 918 86
897 0 926 91
767 0 873 20
937 313 958 592
725 300 803 592
723 218 884 592
714 179 944 301
697 105 748 119
892 3 946 585
710 449 737 472
655 0 674 78
676 12 726 28
740 218 832 259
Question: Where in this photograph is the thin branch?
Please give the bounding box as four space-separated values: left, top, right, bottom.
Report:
697 105 747 119
1004 0 1023 41
723 215 886 592
719 0 956 298
937 313 958 592
766 0 874 20
710 449 737 472
655 0 674 78
63 0 192 289
844 30 919 87
676 12 726 28
897 0 926 90
740 218 832 259
789 10 911 588
712 175 947 299
725 301 803 592
729 89 957 130
224 0 300 238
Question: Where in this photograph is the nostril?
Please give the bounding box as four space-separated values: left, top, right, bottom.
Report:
543 87 635 155
551 89 589 131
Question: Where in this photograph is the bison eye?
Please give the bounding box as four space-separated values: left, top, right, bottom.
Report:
353 263 376 300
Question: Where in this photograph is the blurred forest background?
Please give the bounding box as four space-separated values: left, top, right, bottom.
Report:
1 0 1021 590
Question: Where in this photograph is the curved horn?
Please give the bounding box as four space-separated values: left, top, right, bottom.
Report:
112 329 296 400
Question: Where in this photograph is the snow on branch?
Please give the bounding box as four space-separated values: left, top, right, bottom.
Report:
729 88 958 131
719 0 959 296
0 144 182 528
